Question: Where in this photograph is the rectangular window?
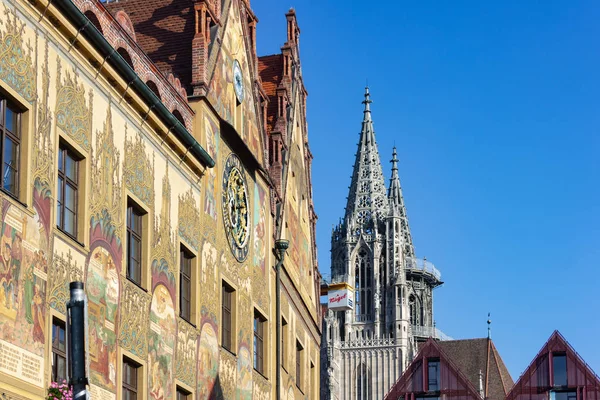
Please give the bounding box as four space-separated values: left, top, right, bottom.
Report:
179 247 193 322
552 392 577 400
126 201 144 286
57 144 80 238
0 98 21 198
253 310 265 374
296 340 303 391
176 386 191 400
51 318 67 383
221 282 234 351
282 317 288 370
310 361 316 399
553 353 567 386
428 358 440 391
122 357 140 400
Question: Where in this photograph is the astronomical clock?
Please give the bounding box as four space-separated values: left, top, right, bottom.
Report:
222 153 250 261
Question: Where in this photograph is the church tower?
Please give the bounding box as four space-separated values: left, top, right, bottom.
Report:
321 88 446 400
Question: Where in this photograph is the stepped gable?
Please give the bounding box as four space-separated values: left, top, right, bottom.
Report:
258 54 283 134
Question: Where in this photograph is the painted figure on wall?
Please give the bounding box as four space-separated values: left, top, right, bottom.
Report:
86 246 119 391
148 284 176 400
253 183 266 274
204 116 219 221
201 241 218 294
0 202 48 357
236 343 253 400
197 315 219 400
287 205 300 268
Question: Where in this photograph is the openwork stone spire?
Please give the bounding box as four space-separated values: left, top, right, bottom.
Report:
388 147 415 257
344 87 388 230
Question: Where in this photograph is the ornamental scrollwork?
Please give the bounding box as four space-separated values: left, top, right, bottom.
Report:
0 6 35 102
55 57 93 151
124 130 155 207
178 187 201 252
175 319 198 387
118 279 151 357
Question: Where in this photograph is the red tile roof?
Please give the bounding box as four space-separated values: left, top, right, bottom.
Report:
258 54 283 134
105 0 194 92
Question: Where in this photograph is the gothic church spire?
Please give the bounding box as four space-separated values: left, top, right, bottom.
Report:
388 147 415 257
344 87 388 230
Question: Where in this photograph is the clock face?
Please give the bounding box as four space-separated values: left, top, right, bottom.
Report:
233 59 244 103
222 153 250 261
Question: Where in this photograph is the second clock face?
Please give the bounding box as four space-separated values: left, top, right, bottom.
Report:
222 153 249 262
233 59 244 104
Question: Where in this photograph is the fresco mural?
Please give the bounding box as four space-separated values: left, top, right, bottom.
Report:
148 284 176 399
197 311 219 399
206 2 262 164
287 204 300 268
0 203 47 357
253 182 267 274
236 343 253 400
204 115 219 221
86 246 119 392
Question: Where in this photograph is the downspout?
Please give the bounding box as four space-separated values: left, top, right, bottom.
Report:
53 0 215 168
275 239 289 400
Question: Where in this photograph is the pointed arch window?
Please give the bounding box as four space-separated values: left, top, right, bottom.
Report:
354 249 372 320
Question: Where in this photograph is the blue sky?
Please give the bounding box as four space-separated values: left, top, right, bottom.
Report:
252 0 600 380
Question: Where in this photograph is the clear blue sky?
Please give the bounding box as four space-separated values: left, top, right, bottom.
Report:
252 0 600 381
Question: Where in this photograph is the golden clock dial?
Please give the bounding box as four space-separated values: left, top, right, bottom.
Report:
222 153 250 261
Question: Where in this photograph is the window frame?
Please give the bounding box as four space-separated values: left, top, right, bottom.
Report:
126 200 144 287
176 386 191 400
122 356 140 400
552 353 568 387
296 339 304 392
253 309 266 375
427 358 441 391
0 97 21 199
179 246 193 322
51 317 67 383
221 281 234 352
56 143 81 239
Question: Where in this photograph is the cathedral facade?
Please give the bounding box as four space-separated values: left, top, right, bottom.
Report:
321 88 447 400
0 0 321 398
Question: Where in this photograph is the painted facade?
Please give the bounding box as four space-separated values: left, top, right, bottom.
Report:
0 0 321 399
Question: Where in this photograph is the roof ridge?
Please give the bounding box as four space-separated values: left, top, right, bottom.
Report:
489 340 512 394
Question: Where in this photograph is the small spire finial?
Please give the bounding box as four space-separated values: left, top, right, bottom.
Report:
487 312 491 339
390 147 399 171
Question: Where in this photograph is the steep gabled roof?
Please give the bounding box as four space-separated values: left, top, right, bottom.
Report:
438 339 514 400
258 54 283 134
506 331 600 400
105 0 195 89
385 338 483 400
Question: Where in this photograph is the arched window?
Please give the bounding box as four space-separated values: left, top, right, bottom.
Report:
146 80 160 100
84 10 103 34
409 294 416 325
172 110 185 127
354 249 372 320
116 47 134 69
356 363 371 399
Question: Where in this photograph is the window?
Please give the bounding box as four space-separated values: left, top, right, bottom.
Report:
254 310 266 374
310 361 316 399
122 357 140 400
296 340 303 391
356 363 371 399
354 249 372 319
180 247 193 322
0 97 21 197
428 358 440 391
553 353 567 386
552 392 577 400
282 317 288 370
126 200 144 286
176 386 191 400
51 318 67 383
57 144 80 238
221 282 234 351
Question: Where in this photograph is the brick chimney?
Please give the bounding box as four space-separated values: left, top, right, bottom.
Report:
191 1 219 96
